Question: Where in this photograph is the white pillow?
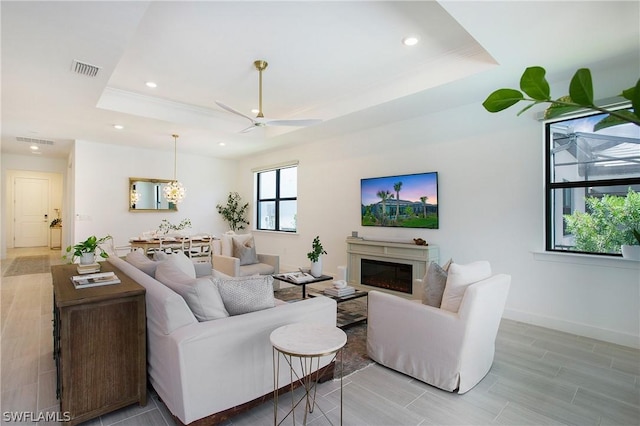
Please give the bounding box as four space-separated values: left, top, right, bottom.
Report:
215 275 275 316
155 261 229 321
440 261 491 313
156 251 195 279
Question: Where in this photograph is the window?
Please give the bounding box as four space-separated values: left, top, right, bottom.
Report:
545 107 640 255
255 164 297 232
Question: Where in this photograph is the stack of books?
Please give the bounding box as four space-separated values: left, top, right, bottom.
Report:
77 262 100 274
71 272 121 289
323 286 355 297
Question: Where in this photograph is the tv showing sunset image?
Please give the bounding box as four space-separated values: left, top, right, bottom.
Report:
361 171 438 229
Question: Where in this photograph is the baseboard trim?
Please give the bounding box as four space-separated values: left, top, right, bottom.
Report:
503 308 640 349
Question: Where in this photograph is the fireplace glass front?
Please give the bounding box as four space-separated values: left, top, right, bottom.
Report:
361 259 412 294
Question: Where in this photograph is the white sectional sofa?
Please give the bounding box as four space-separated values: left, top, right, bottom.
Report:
108 255 337 425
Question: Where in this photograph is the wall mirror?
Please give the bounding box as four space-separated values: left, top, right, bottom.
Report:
129 178 178 212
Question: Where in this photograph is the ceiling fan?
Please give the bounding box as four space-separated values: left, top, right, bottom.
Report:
216 60 322 133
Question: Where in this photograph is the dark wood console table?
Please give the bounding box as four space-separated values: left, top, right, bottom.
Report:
52 262 146 425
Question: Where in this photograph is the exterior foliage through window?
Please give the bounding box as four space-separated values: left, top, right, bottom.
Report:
545 106 640 255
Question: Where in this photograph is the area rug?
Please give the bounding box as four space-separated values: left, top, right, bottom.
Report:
3 255 51 277
274 286 374 378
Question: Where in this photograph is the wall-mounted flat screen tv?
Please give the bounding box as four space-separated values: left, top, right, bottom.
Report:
361 171 438 229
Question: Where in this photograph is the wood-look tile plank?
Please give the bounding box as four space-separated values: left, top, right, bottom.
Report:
406 387 496 425
348 363 428 407
488 379 599 425
493 401 565 425
571 387 640 426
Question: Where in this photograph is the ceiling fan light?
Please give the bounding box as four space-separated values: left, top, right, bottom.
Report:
402 36 419 46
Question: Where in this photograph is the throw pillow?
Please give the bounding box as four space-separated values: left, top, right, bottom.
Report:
157 251 196 279
232 236 259 265
215 275 276 316
125 249 158 276
155 261 229 321
421 259 452 307
440 261 492 313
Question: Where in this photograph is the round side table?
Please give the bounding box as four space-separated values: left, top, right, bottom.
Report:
270 323 347 425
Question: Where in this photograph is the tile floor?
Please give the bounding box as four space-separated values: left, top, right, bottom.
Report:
1 247 639 425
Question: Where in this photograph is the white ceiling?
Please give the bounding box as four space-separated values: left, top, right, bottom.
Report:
1 1 638 160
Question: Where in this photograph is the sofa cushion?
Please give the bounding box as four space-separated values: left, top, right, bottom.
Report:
440 261 492 313
421 259 452 307
237 262 276 277
108 256 196 334
126 249 158 276
232 236 259 265
215 275 275 315
156 259 229 321
155 251 196 279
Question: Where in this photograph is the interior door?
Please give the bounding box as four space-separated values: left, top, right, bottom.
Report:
14 177 49 247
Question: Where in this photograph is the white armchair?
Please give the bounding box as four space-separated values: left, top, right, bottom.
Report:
366 273 510 394
211 233 279 281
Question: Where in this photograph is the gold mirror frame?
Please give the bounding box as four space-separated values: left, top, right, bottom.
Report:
129 178 178 212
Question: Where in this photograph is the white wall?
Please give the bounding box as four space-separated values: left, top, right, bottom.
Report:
236 82 639 348
69 140 238 250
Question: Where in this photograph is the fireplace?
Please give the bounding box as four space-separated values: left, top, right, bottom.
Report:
346 238 439 298
361 259 412 294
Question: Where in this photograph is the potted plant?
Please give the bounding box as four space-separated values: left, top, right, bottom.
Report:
307 236 327 277
216 192 249 232
63 235 113 264
621 228 640 260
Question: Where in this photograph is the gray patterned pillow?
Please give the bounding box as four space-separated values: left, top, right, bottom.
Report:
422 259 452 307
215 275 275 315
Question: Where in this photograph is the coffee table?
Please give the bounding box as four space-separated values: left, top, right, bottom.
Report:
272 273 333 299
309 289 369 329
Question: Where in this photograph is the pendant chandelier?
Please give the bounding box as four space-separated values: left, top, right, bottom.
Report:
163 134 186 204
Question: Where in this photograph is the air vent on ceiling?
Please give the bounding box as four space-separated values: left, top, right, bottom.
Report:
71 59 100 77
16 136 54 145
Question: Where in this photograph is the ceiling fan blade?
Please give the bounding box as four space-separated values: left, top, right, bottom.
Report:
215 101 256 123
264 118 323 127
239 125 258 133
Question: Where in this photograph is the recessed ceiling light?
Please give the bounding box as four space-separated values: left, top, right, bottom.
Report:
145 81 157 88
219 142 226 146
113 124 124 130
251 108 259 114
402 36 419 46
30 145 39 150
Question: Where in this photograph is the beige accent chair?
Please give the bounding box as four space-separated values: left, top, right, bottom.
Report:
367 272 510 394
211 232 279 279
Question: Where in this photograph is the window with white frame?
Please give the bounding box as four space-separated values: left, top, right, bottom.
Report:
545 107 640 255
254 163 298 232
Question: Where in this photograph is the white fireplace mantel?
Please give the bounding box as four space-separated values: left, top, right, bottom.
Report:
346 238 439 299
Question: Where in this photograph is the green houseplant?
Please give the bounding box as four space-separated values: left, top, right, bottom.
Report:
307 236 327 277
63 235 113 264
482 66 639 130
216 192 249 232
